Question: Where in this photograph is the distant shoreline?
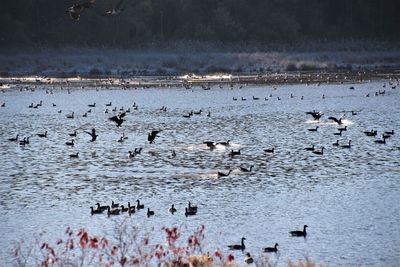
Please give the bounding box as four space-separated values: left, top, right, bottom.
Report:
1 69 399 89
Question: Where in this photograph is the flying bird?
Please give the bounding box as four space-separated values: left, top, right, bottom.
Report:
328 116 344 125
103 0 125 16
109 111 126 127
85 128 98 142
148 130 161 144
66 0 96 20
306 110 323 120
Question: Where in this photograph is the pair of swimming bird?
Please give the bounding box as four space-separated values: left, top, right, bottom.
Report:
169 202 198 216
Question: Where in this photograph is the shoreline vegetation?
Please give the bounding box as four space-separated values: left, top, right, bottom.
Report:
13 222 321 267
1 41 399 80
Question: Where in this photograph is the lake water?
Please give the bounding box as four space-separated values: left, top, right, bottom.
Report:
0 80 399 266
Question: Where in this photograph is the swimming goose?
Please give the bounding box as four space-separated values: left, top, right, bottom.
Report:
217 170 232 177
384 130 394 135
136 199 144 210
85 128 98 142
90 206 103 215
338 126 347 132
188 201 198 212
65 140 74 146
19 137 30 146
305 145 315 151
128 203 136 215
264 148 275 153
134 147 142 154
228 149 241 156
106 102 112 106
332 140 339 146
312 147 324 155
239 165 253 172
111 200 119 208
107 206 120 216
241 97 246 101
148 130 161 144
290 225 308 237
228 237 246 250
263 243 279 253
147 208 155 217
88 103 96 108
109 112 126 127
69 152 79 158
1 102 5 107
193 110 202 115
253 96 260 100
364 130 377 137
96 203 108 211
185 207 197 216
8 134 19 142
244 252 254 264
69 130 77 137
306 111 323 121
374 136 386 144
233 97 237 101
66 112 74 119
308 126 318 132
120 205 129 212
217 140 230 146
169 204 177 214
128 151 135 158
341 140 351 148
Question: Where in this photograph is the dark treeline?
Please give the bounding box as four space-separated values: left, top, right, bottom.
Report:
1 0 399 49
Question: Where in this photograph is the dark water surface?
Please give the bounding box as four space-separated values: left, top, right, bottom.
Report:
0 81 399 266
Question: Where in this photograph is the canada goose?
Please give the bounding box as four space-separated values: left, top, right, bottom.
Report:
188 201 198 212
264 243 279 253
106 102 112 106
169 204 177 214
384 130 394 135
107 206 120 216
90 206 103 215
228 149 241 156
308 126 318 132
52 103 56 107
109 112 126 127
69 130 77 137
244 252 254 264
185 207 197 216
290 225 308 237
204 141 216 150
338 126 347 132
239 165 253 172
69 152 79 158
193 109 202 115
85 128 98 142
253 96 259 100
171 150 176 158
241 97 246 101
65 140 74 146
217 170 232 177
66 0 95 20
306 111 323 121
332 140 339 146
82 113 88 118
364 130 377 137
333 131 342 136
148 130 161 144
328 116 343 125
111 200 119 208
128 151 135 158
312 147 324 155
228 237 246 250
264 148 275 153
374 136 386 144
134 147 142 154
1 102 5 107
128 203 136 215
8 134 19 142
19 137 30 146
233 97 237 101
217 140 230 146
88 103 96 108
147 208 155 217
136 199 144 209
305 145 315 151
96 203 108 211
120 205 129 212
66 112 74 119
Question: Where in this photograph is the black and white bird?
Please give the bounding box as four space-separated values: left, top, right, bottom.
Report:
109 112 126 127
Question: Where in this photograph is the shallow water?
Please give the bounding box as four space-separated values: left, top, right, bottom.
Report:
0 81 399 266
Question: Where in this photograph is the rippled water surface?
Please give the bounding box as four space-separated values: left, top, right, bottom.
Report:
0 81 400 266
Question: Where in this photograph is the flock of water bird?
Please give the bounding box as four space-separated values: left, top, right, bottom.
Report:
1 77 399 265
